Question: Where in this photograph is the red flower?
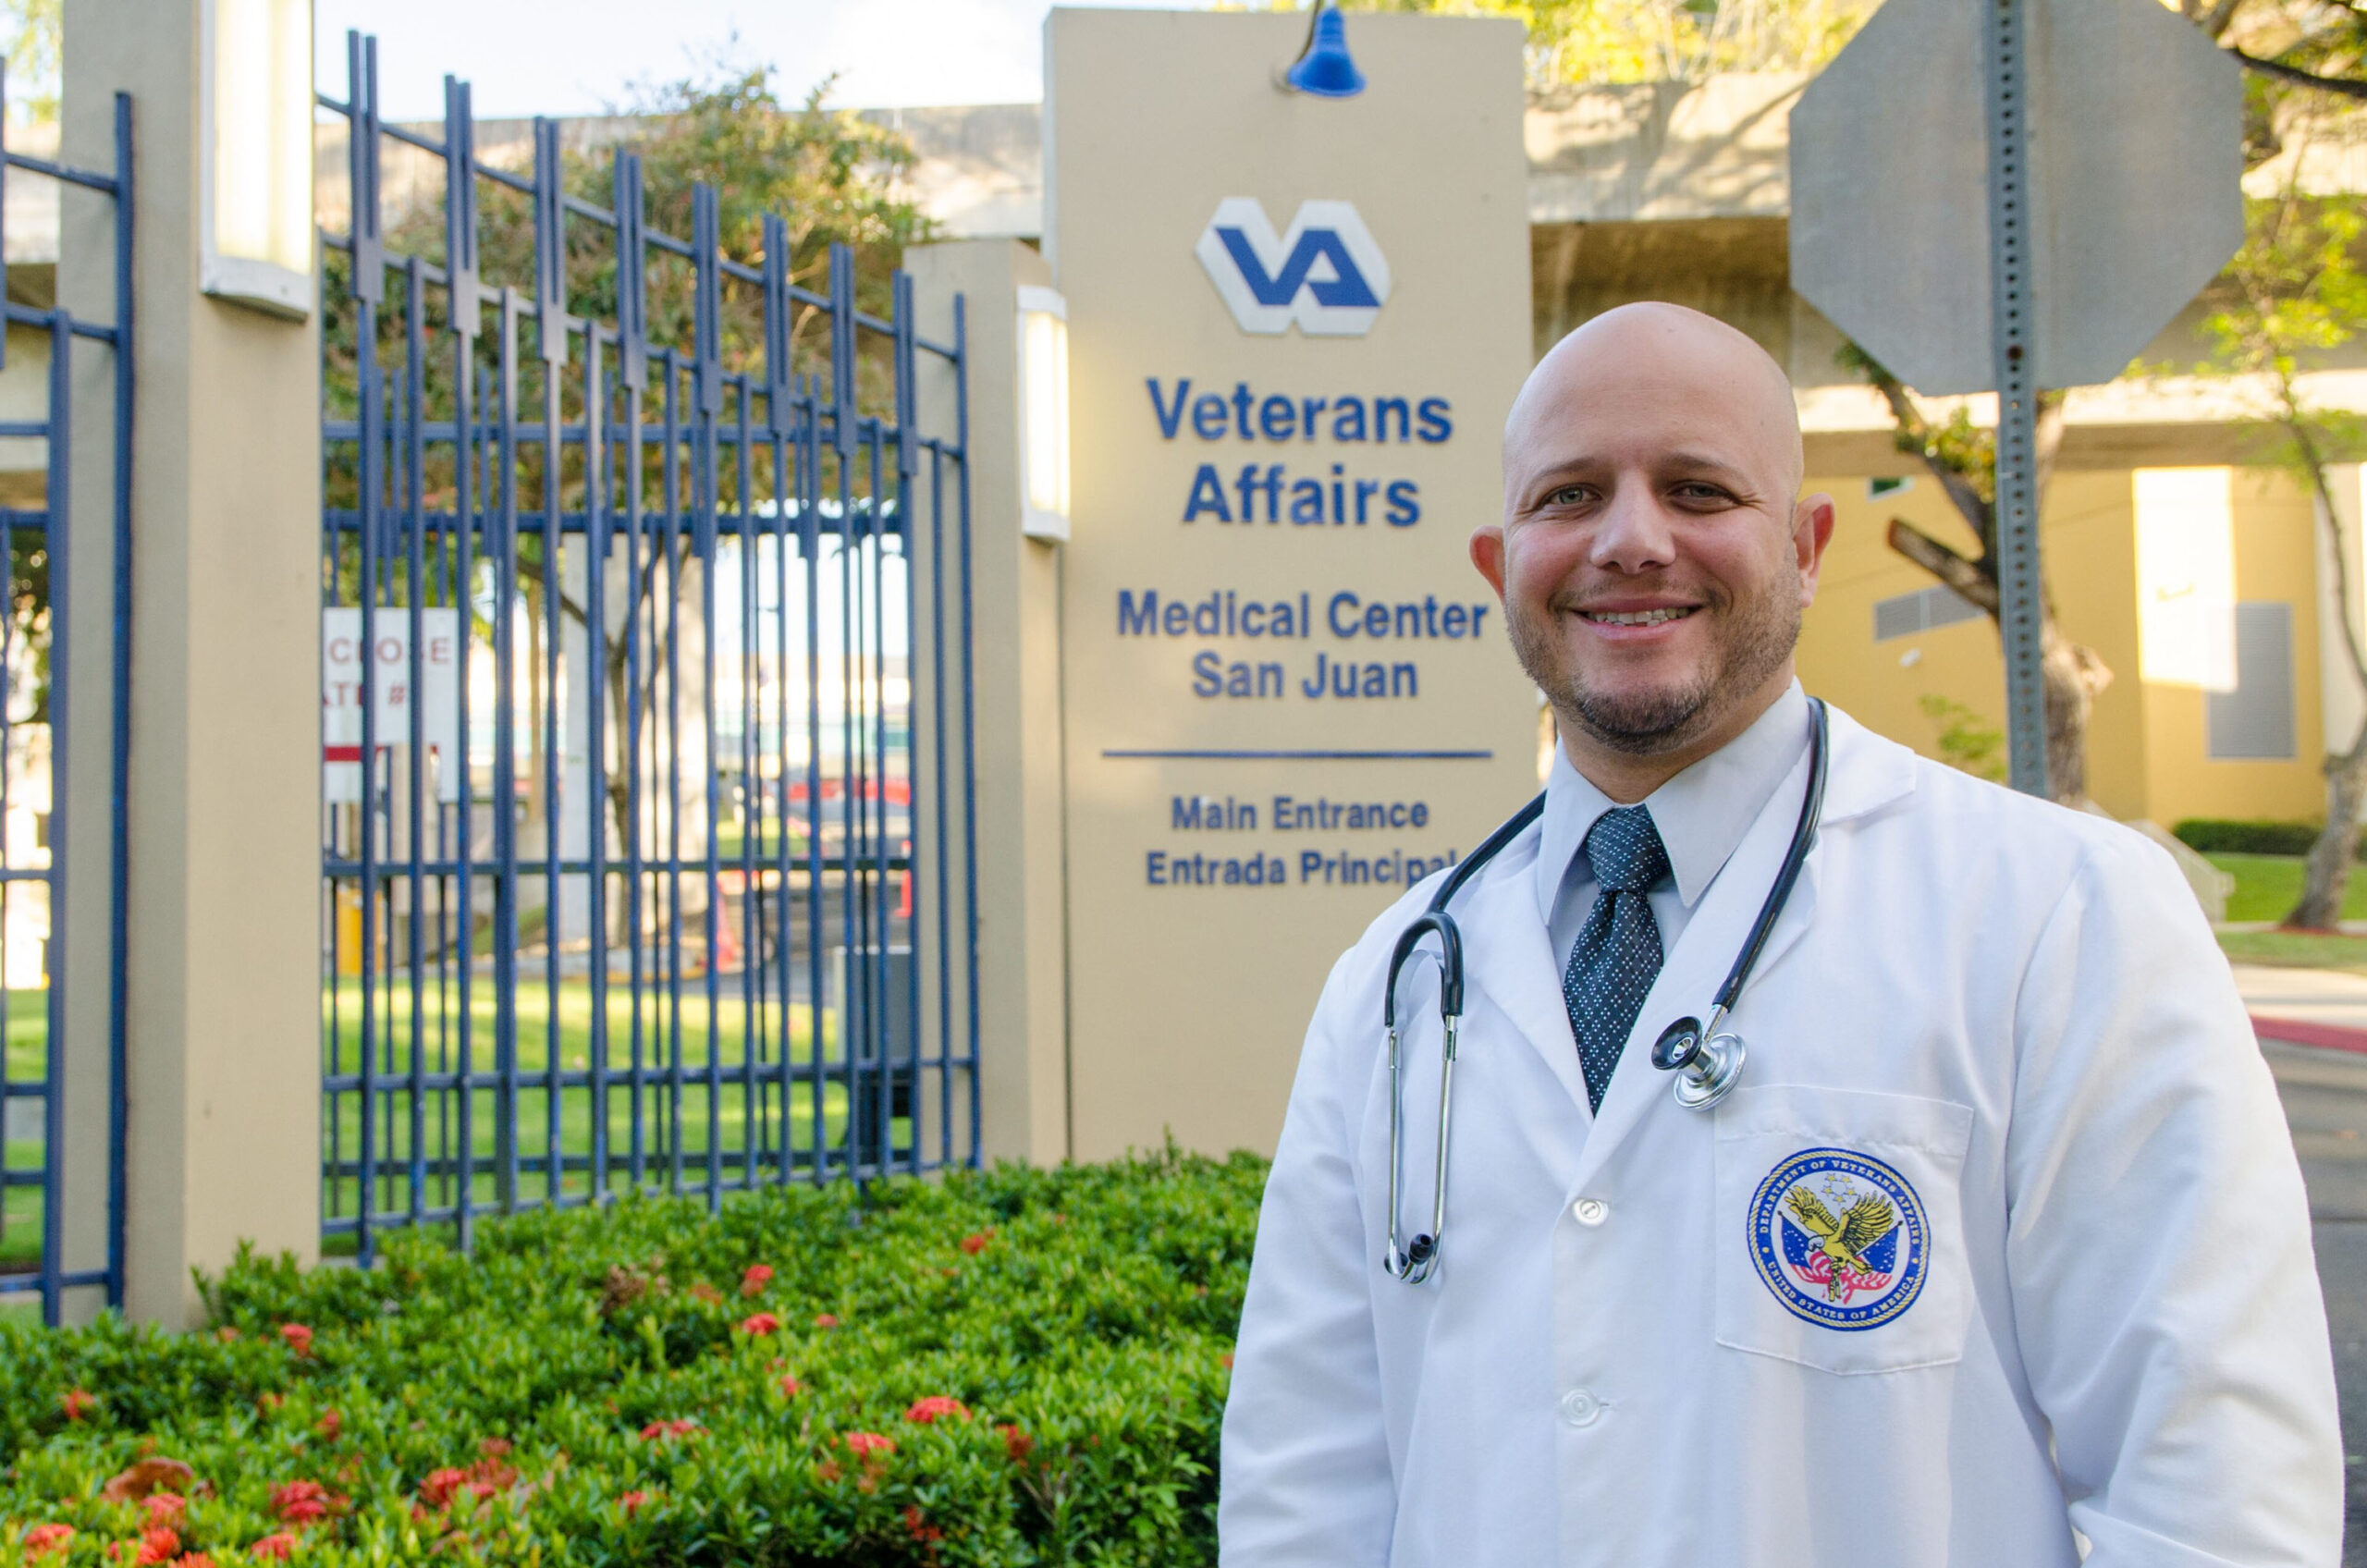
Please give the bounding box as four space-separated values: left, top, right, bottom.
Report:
843 1431 896 1458
270 1479 337 1525
135 1525 180 1564
619 1489 650 1516
813 1313 840 1329
249 1534 298 1562
739 1264 773 1297
142 1493 186 1525
462 1452 518 1498
22 1525 73 1559
179 1556 218 1568
313 1409 341 1442
904 1396 969 1425
779 1374 803 1398
1000 1424 1035 1463
59 1388 95 1421
737 1311 781 1336
278 1324 313 1358
902 1503 945 1544
959 1230 994 1256
638 1418 701 1442
417 1467 467 1510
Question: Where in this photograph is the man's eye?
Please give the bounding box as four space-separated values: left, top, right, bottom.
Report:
1546 485 1591 507
1673 483 1732 502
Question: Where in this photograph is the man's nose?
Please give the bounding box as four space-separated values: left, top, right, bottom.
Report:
1586 485 1678 575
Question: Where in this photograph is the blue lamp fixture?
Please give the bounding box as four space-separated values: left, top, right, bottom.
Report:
1284 2 1366 98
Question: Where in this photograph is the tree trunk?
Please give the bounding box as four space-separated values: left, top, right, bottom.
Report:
1886 516 2111 806
2291 735 2367 930
2041 620 2111 804
2287 465 2367 930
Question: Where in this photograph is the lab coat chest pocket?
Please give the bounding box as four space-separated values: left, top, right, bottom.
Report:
1713 1085 1975 1375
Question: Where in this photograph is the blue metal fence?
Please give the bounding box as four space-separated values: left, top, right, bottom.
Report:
0 80 134 1323
317 37 980 1259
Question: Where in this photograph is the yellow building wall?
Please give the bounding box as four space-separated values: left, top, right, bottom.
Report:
1797 466 2326 827
2139 469 2325 825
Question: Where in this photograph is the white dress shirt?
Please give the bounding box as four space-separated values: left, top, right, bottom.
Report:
1538 681 1811 971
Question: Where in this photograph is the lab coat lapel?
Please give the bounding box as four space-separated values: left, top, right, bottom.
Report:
1573 744 1821 1183
1451 710 1916 1142
1458 831 1596 1121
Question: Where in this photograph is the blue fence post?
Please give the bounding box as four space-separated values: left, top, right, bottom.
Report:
0 77 133 1321
311 36 980 1255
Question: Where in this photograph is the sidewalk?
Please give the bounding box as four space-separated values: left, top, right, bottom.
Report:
2236 963 2367 1054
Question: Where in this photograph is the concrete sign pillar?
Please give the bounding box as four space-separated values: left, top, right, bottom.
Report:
1044 12 1536 1160
63 0 322 1324
905 239 1074 1166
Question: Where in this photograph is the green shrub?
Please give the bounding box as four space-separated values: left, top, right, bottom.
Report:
2171 818 2367 859
0 1148 1267 1565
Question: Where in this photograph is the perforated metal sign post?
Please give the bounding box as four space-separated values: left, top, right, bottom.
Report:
1789 0 2243 794
1985 0 2048 798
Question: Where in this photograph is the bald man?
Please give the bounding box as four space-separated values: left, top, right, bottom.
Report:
1219 304 2339 1567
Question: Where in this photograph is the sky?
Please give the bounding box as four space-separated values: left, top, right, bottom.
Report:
315 0 1217 121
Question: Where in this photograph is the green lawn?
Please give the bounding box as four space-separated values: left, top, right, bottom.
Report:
2206 852 2367 925
2216 927 2367 974
321 975 884 1240
6 973 909 1272
3 988 52 1269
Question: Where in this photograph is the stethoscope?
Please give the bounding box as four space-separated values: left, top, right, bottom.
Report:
1380 696 1830 1283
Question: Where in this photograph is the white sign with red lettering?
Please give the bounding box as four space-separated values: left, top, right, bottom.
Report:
323 607 462 803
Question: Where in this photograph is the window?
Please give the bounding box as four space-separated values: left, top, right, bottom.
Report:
1872 583 1983 643
2205 602 2296 760
1868 476 1913 499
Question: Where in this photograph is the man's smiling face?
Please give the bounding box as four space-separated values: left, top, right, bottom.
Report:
1473 303 1833 764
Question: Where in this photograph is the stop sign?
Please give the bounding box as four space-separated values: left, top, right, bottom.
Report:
1789 0 2244 396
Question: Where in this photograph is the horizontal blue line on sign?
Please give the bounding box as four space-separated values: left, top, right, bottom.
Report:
1100 749 1495 761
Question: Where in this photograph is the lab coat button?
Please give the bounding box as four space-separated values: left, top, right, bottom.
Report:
1572 1198 1609 1227
1559 1388 1603 1427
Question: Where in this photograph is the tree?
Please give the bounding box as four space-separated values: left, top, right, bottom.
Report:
2190 0 2367 103
2199 185 2367 927
325 52 934 864
0 0 58 124
1838 353 2113 803
1343 0 1875 90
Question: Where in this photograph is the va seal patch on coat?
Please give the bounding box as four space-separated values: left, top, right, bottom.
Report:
1748 1147 1930 1330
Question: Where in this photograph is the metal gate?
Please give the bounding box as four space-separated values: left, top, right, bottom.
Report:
0 82 134 1322
318 36 978 1260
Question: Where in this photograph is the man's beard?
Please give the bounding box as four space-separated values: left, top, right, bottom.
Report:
1505 582 1799 756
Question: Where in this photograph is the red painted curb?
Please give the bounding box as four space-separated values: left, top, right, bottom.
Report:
2251 1014 2367 1056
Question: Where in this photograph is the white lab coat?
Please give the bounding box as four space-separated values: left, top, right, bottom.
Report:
1220 706 2341 1568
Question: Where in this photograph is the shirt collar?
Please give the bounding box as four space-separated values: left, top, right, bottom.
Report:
1533 681 1812 927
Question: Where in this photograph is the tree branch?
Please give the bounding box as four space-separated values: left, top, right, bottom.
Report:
2229 47 2367 101
1860 365 1993 543
1886 518 2001 615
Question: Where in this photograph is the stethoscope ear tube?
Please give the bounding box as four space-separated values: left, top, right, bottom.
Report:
1385 913 1465 1025
1380 794 1543 1284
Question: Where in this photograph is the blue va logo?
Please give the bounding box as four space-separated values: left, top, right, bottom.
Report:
1194 199 1391 337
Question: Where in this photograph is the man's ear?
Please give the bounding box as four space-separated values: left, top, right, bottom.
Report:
1471 524 1508 600
1794 494 1836 604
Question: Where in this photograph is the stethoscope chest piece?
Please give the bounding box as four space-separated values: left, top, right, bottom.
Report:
1650 1015 1747 1109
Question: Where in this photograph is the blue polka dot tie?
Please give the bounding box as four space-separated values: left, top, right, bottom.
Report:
1564 806 1670 1113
